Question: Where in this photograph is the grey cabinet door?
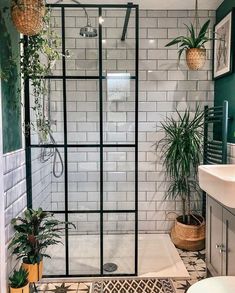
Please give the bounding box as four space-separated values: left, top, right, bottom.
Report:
222 209 235 276
207 196 223 275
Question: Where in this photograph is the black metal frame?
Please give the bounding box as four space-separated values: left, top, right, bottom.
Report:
202 100 229 217
121 2 133 41
25 3 139 278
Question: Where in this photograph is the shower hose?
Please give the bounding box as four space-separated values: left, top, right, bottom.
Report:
39 131 64 178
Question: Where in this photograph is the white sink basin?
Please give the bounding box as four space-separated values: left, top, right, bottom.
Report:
198 164 235 208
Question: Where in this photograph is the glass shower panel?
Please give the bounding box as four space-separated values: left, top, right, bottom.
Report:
29 79 64 145
27 3 138 277
47 8 63 76
66 80 99 144
51 147 65 211
31 148 53 211
102 8 136 76
103 79 135 144
103 148 135 210
31 147 65 211
65 8 99 76
43 213 66 276
68 213 100 275
67 148 100 211
103 213 135 275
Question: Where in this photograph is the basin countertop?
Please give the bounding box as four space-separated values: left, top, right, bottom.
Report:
198 164 235 208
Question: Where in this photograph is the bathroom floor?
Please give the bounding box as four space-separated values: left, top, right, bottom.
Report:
173 249 206 292
37 248 206 293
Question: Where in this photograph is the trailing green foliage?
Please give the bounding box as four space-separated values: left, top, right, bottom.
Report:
9 267 28 288
21 9 61 140
156 107 204 224
165 20 211 60
9 208 75 264
0 7 62 140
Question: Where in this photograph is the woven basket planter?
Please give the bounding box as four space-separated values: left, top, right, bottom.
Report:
186 48 206 71
171 214 205 251
11 0 45 36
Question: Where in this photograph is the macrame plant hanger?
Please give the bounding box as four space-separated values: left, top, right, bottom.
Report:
192 0 200 36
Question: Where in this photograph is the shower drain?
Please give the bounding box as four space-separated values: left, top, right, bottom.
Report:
103 262 118 272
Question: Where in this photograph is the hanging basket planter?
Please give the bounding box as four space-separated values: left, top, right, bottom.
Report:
186 48 206 71
11 0 45 36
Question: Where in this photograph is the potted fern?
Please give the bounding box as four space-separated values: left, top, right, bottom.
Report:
9 208 75 283
9 267 29 293
165 20 210 70
157 107 205 251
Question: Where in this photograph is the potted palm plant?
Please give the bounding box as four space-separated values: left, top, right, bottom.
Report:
9 267 29 293
9 208 75 282
157 107 205 251
165 20 211 70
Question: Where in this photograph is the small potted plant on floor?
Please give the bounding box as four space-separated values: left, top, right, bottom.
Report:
156 107 205 251
9 267 29 293
9 208 75 283
165 20 211 70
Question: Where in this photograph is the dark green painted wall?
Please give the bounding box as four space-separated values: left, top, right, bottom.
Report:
0 1 22 153
215 0 235 143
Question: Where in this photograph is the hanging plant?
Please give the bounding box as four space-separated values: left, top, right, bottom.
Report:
11 0 45 36
165 20 211 70
20 9 62 142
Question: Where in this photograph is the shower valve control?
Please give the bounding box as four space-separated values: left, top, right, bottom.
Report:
219 246 227 254
51 120 57 126
215 244 223 249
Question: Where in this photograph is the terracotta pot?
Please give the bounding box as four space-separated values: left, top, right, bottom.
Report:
11 0 45 36
22 259 43 283
171 214 205 251
186 48 206 71
10 283 29 293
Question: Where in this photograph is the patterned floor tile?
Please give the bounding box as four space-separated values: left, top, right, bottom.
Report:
37 282 91 293
173 249 207 293
35 248 206 293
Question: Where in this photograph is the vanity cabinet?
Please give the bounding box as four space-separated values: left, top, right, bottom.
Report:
207 196 235 276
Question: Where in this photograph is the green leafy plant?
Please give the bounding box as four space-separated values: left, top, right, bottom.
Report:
9 267 28 288
21 9 61 141
9 208 75 265
165 20 211 59
156 107 204 224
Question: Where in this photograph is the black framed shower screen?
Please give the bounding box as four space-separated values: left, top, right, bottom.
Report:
25 3 139 277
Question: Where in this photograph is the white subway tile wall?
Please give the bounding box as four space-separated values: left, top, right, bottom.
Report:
35 8 217 234
3 150 26 274
27 9 215 234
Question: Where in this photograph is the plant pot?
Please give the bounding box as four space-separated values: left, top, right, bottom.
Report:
11 0 45 36
171 214 205 251
186 48 206 71
10 283 29 293
22 259 43 283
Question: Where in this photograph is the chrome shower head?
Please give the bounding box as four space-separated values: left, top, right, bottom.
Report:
80 23 97 38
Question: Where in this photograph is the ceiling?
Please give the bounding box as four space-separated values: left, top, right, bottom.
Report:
78 0 224 10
